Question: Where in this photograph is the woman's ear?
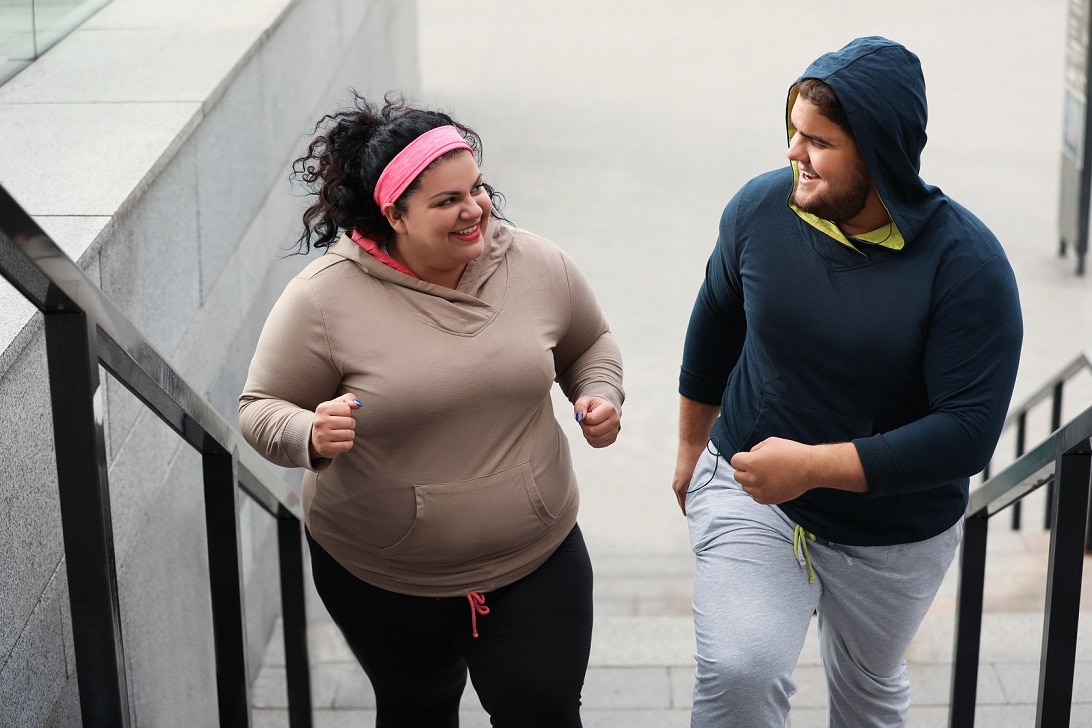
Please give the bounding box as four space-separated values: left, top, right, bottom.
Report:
382 202 408 235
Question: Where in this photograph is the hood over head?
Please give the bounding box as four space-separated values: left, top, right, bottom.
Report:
787 36 941 244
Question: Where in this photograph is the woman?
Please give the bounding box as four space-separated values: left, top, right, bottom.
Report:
239 92 623 727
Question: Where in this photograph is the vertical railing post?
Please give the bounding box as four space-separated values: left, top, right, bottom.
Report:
1012 411 1027 530
43 311 132 728
1035 445 1091 727
948 513 988 727
1044 383 1065 529
203 448 252 727
278 514 313 728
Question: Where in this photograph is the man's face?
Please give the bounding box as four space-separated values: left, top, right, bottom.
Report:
786 97 875 234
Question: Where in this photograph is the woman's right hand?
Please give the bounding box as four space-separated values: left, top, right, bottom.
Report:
310 393 362 460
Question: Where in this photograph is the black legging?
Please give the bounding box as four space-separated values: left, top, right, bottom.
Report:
306 525 593 727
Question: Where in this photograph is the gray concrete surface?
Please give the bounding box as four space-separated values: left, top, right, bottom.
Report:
252 0 1092 725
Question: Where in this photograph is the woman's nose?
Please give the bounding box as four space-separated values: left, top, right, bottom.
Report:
462 198 482 218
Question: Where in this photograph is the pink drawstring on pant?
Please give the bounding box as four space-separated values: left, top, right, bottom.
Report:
467 591 490 638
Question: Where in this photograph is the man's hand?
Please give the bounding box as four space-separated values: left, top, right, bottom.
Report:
573 396 620 448
672 457 700 515
730 438 867 505
672 397 721 515
310 393 362 460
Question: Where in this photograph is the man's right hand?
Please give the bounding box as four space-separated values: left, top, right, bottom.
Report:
310 393 362 459
673 396 721 515
672 460 699 515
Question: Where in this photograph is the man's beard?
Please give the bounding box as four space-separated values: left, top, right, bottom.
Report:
794 158 872 224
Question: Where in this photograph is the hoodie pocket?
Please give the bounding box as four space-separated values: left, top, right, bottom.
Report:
379 461 559 568
742 393 875 449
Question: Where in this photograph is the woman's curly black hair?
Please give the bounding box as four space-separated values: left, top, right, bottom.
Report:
289 91 506 255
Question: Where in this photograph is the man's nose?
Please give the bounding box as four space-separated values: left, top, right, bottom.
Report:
786 133 805 162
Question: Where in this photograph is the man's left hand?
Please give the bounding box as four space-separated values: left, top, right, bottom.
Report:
731 437 868 504
730 437 817 505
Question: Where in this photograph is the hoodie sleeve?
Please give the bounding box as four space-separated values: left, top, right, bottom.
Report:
552 250 624 411
853 254 1023 496
238 275 343 472
679 196 748 404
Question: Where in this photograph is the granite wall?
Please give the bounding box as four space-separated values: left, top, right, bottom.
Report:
0 0 419 724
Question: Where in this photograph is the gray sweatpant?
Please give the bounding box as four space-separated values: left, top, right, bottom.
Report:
685 443 962 728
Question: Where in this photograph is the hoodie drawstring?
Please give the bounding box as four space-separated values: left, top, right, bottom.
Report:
792 524 818 584
467 591 490 638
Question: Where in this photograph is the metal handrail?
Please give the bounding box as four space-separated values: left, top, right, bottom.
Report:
0 183 313 726
984 351 1092 530
999 352 1092 433
950 402 1092 726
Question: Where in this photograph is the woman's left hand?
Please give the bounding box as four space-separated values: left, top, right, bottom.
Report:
573 396 621 448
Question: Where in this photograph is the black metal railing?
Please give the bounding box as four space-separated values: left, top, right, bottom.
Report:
0 184 313 727
983 352 1092 534
950 401 1092 726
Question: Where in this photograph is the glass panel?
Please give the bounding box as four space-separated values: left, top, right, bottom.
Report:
0 0 113 86
0 0 35 85
32 0 112 54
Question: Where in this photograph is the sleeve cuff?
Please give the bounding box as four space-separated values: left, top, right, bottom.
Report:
852 434 900 497
283 410 332 472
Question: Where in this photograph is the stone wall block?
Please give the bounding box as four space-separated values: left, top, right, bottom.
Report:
98 143 202 458
117 446 218 726
0 333 62 662
243 502 282 684
43 679 81 728
194 52 272 304
237 177 308 318
0 103 202 229
105 404 185 567
99 143 202 357
171 251 247 402
0 567 72 728
259 0 342 164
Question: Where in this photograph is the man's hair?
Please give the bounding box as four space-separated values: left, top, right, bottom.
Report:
797 79 853 139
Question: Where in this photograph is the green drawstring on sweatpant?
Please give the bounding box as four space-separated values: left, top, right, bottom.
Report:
793 524 817 584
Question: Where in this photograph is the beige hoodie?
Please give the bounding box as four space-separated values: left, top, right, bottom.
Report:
239 225 623 596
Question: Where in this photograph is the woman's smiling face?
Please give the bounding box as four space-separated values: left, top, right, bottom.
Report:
385 150 492 288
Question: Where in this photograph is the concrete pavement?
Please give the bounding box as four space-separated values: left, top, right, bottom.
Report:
251 0 1092 725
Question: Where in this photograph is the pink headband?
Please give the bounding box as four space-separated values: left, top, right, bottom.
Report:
372 125 472 206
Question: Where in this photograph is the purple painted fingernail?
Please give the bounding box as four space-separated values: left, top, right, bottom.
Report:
353 399 363 407
575 411 585 422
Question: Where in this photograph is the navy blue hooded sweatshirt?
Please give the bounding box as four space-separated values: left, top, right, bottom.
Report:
680 37 1023 545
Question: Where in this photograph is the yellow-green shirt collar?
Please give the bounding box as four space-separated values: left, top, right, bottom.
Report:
788 164 905 253
790 201 906 253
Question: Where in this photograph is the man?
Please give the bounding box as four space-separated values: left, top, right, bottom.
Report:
672 37 1022 727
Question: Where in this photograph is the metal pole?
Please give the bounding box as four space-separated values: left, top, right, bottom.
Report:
948 514 988 727
1035 447 1091 727
43 312 131 728
203 449 252 727
1013 411 1027 530
278 515 314 728
1045 383 1065 530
